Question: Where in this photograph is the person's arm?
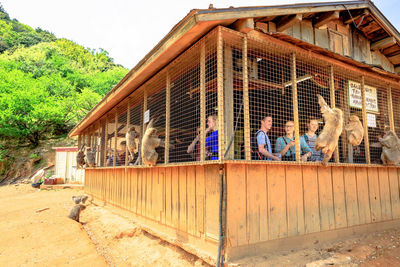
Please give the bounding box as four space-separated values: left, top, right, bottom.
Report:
300 137 312 161
258 144 281 160
277 137 294 157
187 135 200 154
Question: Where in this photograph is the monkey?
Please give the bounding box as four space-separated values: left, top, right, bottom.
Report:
315 94 343 166
85 147 96 167
68 204 86 222
379 130 400 165
76 144 86 168
345 115 364 146
125 125 141 165
141 119 165 166
72 195 89 204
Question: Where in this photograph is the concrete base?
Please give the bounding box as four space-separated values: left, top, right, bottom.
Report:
40 184 84 190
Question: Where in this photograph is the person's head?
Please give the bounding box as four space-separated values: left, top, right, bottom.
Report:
207 114 218 131
120 141 126 148
260 115 273 131
285 121 295 135
307 118 319 134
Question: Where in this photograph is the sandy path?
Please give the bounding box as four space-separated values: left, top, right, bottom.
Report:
0 184 107 266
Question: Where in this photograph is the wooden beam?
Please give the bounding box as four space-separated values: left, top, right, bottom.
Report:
371 37 396 51
243 37 251 161
255 22 268 33
217 28 224 160
343 9 369 25
361 76 370 164
394 66 400 74
277 14 302 32
103 117 108 167
125 101 130 166
200 42 206 162
291 53 301 162
114 111 118 167
329 66 340 163
387 85 395 132
388 54 400 65
314 11 340 29
224 44 234 160
232 18 254 34
165 72 170 164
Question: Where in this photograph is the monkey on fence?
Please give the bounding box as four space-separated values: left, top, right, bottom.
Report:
345 115 364 146
76 145 86 168
315 94 343 166
141 119 175 166
379 130 400 165
68 204 86 222
125 125 141 165
85 147 96 167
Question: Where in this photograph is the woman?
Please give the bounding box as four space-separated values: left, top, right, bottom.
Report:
275 121 312 161
205 114 218 160
300 118 324 162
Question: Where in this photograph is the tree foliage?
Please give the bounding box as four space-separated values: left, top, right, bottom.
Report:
0 7 128 146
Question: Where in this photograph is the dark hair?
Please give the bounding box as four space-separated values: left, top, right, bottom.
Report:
261 115 272 122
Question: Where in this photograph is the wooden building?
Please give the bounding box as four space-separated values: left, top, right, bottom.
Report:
69 1 400 264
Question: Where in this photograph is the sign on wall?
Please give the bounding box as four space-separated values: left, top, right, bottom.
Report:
144 109 150 123
348 80 379 112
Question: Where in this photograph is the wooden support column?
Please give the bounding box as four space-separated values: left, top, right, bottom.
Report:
388 85 395 132
217 27 224 160
361 76 371 164
114 111 118 167
96 122 101 167
126 101 131 166
200 42 206 162
103 117 108 167
78 134 81 150
243 36 251 161
165 72 171 164
291 53 301 162
329 66 340 163
143 90 148 138
224 43 234 159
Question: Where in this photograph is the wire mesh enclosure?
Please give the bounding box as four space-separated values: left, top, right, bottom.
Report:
79 26 400 167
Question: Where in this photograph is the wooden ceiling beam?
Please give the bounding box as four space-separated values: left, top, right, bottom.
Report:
277 14 302 32
343 9 369 24
388 54 400 65
314 11 340 29
232 18 254 33
371 37 397 51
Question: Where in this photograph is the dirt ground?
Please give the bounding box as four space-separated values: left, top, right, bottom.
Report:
1 184 400 267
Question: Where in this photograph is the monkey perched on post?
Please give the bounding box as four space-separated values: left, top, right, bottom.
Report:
315 94 343 166
76 145 86 168
345 115 364 146
126 125 141 165
379 130 400 165
85 147 96 167
68 204 86 222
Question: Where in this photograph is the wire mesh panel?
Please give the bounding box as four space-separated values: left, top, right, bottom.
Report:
106 112 117 167
127 91 143 165
168 41 201 163
246 36 293 162
146 73 166 164
393 86 400 134
99 117 106 167
117 103 128 166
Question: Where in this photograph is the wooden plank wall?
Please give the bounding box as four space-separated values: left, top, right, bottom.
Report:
84 165 221 242
226 163 400 248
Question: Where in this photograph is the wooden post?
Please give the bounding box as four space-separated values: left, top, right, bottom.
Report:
243 36 251 161
329 66 340 163
97 122 101 167
104 116 108 167
143 90 148 138
78 134 81 150
291 53 301 162
388 85 395 132
217 27 225 160
114 111 118 167
165 72 171 164
200 42 206 162
126 101 131 166
224 43 234 159
361 76 371 164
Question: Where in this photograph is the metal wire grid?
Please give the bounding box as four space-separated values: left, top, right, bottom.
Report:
392 87 400 134
105 111 117 167
127 91 143 165
79 26 399 167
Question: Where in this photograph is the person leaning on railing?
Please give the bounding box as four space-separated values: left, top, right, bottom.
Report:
300 118 324 162
275 121 312 162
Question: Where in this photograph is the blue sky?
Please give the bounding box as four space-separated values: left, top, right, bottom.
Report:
1 0 399 69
